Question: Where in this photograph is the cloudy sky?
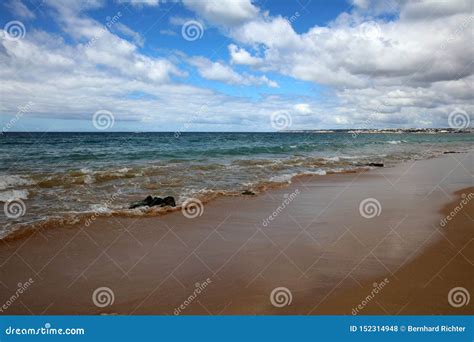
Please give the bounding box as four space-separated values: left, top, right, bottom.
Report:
0 0 472 131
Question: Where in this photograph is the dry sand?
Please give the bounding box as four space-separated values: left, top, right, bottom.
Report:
0 151 472 315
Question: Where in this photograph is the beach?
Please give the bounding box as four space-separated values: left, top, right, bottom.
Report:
0 150 472 315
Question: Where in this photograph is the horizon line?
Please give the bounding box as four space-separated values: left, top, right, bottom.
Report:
0 128 471 134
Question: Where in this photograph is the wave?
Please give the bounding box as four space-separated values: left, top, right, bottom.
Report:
0 189 29 202
1 144 472 241
387 140 407 144
0 166 367 241
0 175 35 190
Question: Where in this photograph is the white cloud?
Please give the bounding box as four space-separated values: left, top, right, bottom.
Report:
182 0 258 26
114 22 145 47
40 2 183 83
191 0 473 127
294 103 312 114
5 0 36 19
189 56 278 87
116 0 160 7
0 0 472 131
228 44 262 66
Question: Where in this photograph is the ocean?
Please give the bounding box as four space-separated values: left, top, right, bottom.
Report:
0 132 472 238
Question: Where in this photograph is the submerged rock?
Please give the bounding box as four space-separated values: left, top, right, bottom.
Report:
367 162 384 167
242 190 256 195
129 195 176 209
443 151 459 154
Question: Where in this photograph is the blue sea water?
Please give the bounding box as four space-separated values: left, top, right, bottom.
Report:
0 132 472 237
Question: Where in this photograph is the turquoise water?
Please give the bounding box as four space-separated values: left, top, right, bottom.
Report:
0 132 472 236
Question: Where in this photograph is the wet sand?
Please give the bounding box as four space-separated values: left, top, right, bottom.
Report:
0 151 472 315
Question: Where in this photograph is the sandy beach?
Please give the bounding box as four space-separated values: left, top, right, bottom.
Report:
0 151 472 315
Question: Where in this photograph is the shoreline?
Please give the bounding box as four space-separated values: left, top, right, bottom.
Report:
0 151 472 314
0 166 369 242
1 148 469 243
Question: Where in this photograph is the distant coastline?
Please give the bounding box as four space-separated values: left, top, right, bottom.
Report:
280 128 473 134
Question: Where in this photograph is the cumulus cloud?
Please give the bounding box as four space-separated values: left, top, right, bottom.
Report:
189 56 278 87
228 44 262 66
182 0 473 127
181 0 258 26
0 0 472 131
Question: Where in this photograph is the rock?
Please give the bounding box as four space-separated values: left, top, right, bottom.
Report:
129 195 176 209
367 162 384 167
242 190 256 195
150 197 164 206
163 196 176 207
443 151 459 154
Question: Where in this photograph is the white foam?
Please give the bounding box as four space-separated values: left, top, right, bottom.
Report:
84 174 95 184
0 189 29 202
116 167 131 173
0 175 34 190
269 173 298 183
324 156 340 162
304 169 327 176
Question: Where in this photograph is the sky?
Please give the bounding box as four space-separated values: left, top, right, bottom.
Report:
0 0 472 132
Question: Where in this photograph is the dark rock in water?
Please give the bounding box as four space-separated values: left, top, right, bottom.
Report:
242 190 256 195
443 151 459 154
163 196 176 207
129 196 153 209
150 197 164 206
129 195 176 209
367 162 384 167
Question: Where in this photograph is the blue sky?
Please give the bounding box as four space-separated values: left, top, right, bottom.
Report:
0 0 472 131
